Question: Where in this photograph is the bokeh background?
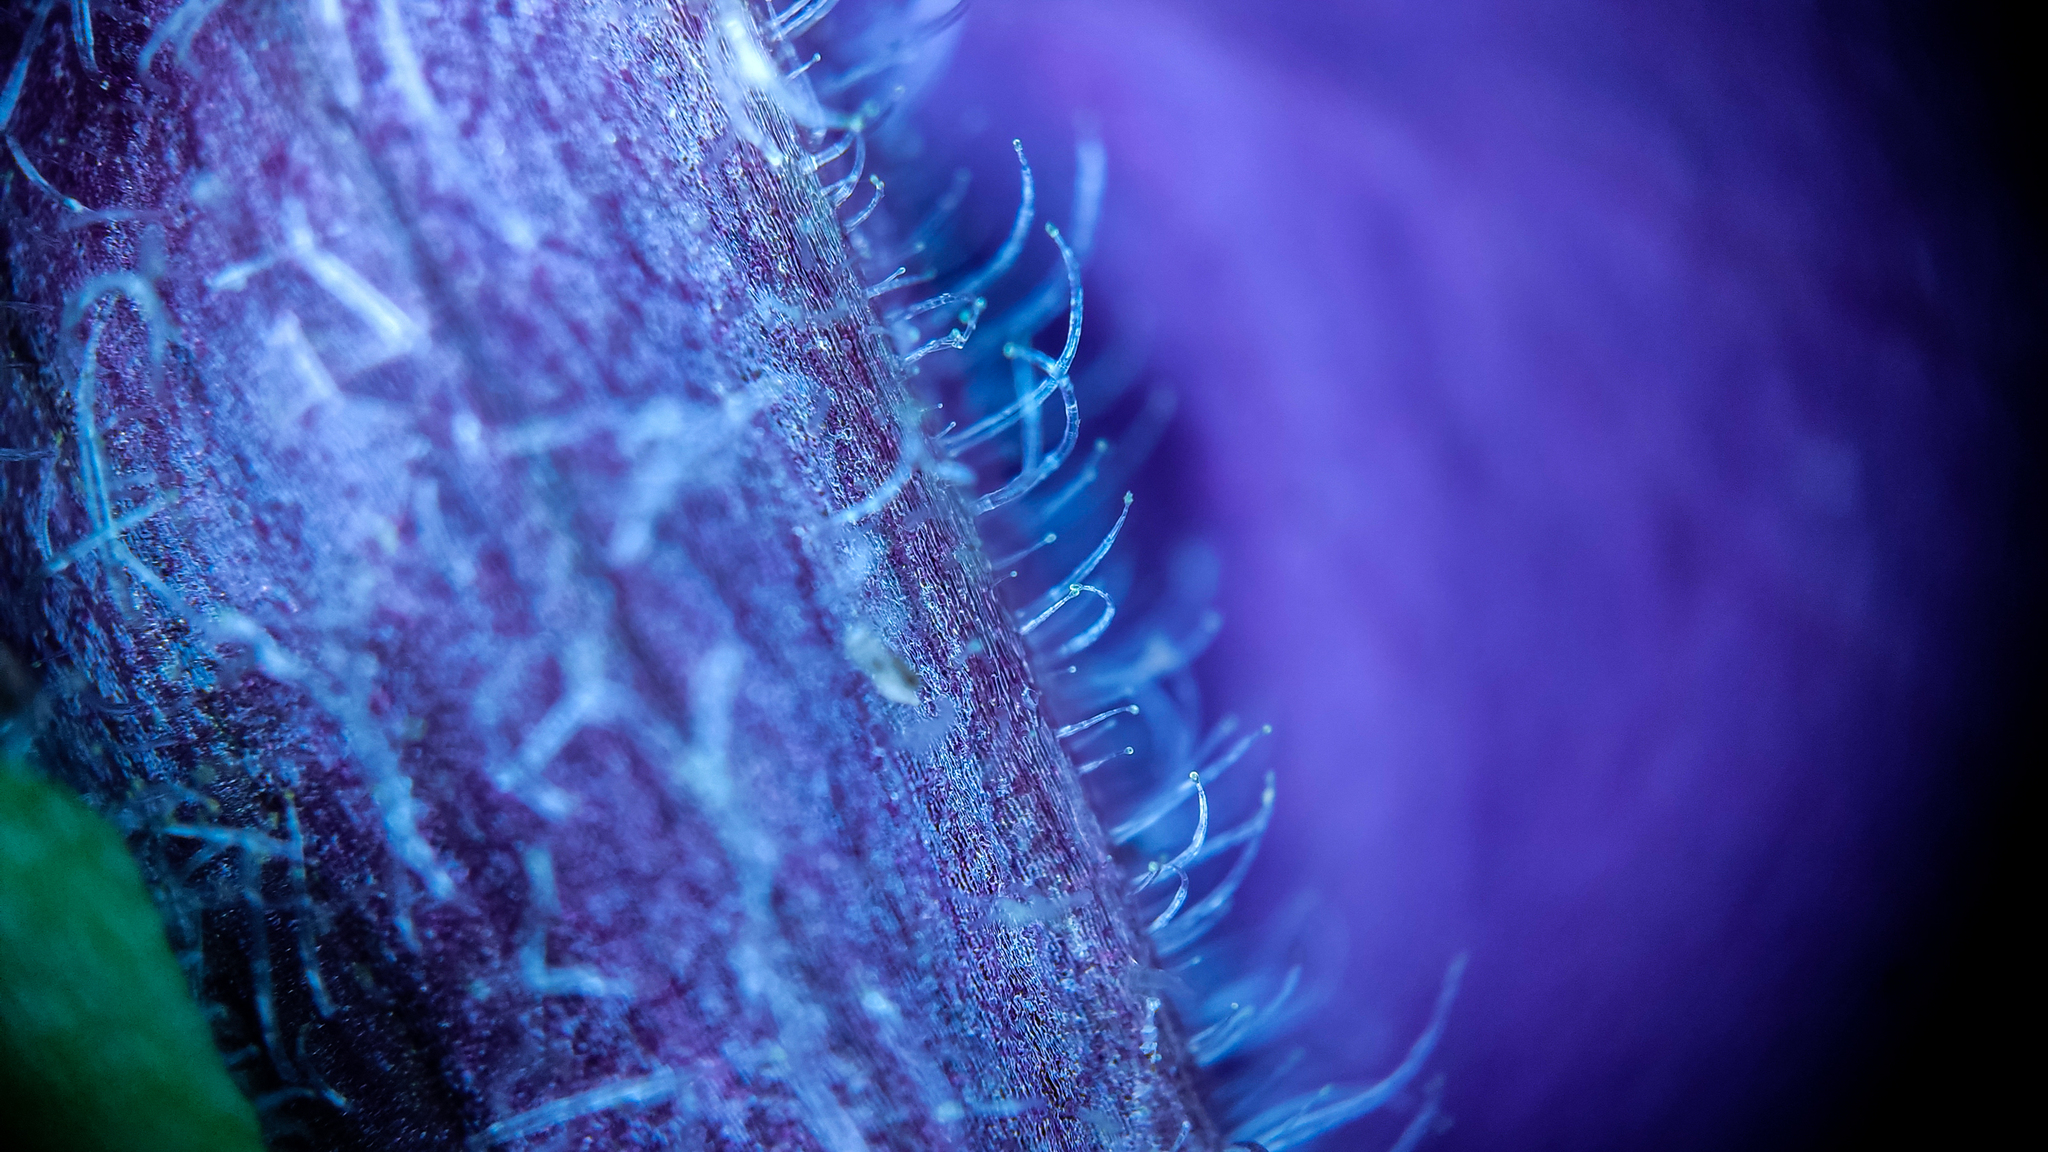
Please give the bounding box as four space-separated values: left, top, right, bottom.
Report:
891 2 2039 1148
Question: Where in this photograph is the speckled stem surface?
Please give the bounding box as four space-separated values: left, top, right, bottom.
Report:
0 4 1212 1149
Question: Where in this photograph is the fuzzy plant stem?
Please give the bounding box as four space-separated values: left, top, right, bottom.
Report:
0 3 1216 1149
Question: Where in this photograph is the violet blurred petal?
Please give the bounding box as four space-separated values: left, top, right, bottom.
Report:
914 1 2010 1148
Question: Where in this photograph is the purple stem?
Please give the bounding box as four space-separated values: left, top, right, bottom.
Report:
1 4 1215 1149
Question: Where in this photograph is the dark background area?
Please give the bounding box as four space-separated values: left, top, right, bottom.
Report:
1805 2 2041 1147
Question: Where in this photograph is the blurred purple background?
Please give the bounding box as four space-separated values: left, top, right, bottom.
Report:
903 2 2037 1148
